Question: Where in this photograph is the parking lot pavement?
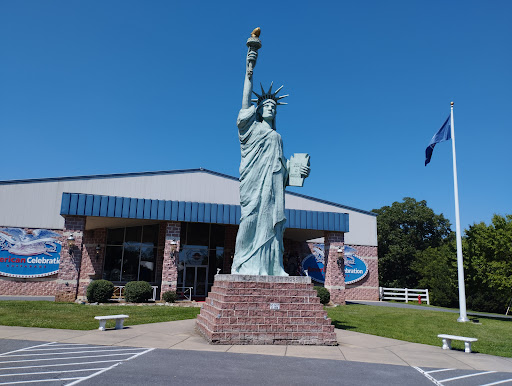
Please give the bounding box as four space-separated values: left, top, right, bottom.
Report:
77 347 435 386
0 341 153 385
2 339 510 386
414 367 512 386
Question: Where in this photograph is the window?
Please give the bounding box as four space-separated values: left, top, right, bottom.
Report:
103 225 159 283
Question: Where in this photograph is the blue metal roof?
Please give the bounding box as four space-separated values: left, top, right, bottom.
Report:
60 193 349 232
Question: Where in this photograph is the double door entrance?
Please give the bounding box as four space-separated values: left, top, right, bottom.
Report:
177 264 209 298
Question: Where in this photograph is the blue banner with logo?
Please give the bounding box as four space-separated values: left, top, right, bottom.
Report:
0 228 62 278
301 244 368 284
343 246 369 284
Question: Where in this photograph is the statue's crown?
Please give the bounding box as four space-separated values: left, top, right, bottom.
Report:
252 82 288 106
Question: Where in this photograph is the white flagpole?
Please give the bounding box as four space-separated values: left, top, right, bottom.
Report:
450 101 469 322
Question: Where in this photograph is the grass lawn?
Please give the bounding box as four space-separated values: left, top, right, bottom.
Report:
383 300 510 316
1 301 511 358
327 304 512 358
0 301 200 330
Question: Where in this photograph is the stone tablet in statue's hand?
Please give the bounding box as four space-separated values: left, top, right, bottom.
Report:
288 154 310 187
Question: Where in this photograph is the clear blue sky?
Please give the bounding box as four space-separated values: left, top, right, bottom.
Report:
1 1 510 232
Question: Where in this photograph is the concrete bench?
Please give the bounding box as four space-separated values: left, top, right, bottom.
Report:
438 334 477 353
94 314 129 331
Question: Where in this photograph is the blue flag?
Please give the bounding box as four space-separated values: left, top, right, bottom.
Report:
425 116 451 166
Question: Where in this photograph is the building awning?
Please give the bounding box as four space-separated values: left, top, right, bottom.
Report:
60 192 349 233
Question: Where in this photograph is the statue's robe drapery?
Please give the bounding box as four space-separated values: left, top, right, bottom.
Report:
231 105 288 276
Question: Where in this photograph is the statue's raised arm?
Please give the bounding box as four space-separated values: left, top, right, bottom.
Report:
242 28 261 109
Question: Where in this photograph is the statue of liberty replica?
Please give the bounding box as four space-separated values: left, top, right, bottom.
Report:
231 28 310 276
197 28 336 346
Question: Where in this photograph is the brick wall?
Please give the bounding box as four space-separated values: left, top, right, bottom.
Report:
76 228 107 300
0 276 59 297
55 216 86 302
160 221 181 297
323 231 345 305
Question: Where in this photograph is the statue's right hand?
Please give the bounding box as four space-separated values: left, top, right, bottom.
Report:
247 50 258 69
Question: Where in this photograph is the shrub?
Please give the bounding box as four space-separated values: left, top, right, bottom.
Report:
86 280 114 303
162 291 178 303
124 281 153 303
467 293 507 314
315 286 330 305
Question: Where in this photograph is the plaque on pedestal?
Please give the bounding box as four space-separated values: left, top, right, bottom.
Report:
288 153 310 187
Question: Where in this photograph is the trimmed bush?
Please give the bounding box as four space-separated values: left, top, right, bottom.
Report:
162 291 178 303
124 281 153 303
86 280 114 303
315 286 330 305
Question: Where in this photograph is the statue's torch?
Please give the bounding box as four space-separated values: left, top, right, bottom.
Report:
246 27 262 79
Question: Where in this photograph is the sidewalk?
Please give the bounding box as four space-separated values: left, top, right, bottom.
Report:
1 320 511 372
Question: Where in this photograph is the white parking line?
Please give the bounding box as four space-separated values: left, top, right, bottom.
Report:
0 352 148 364
413 367 443 386
0 343 55 357
0 343 155 386
28 346 124 351
439 371 497 382
66 349 154 386
0 359 123 370
2 348 148 357
65 363 121 386
0 368 105 377
425 368 455 374
480 379 512 386
125 348 155 361
0 377 80 385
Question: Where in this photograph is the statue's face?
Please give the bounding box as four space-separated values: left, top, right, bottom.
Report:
261 100 276 119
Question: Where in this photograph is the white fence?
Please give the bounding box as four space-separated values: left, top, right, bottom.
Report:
379 287 430 305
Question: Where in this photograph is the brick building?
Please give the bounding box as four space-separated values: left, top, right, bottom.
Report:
0 169 378 303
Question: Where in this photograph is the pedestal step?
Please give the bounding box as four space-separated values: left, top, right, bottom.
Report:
196 274 338 345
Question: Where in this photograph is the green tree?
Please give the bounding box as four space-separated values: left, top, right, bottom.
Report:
372 197 452 288
464 214 512 313
412 243 458 307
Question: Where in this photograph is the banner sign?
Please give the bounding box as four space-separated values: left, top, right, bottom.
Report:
343 246 369 284
301 244 368 284
0 228 62 278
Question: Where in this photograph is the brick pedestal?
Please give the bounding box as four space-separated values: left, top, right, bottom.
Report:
196 274 337 345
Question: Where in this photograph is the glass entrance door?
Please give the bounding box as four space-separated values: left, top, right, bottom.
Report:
182 265 208 297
